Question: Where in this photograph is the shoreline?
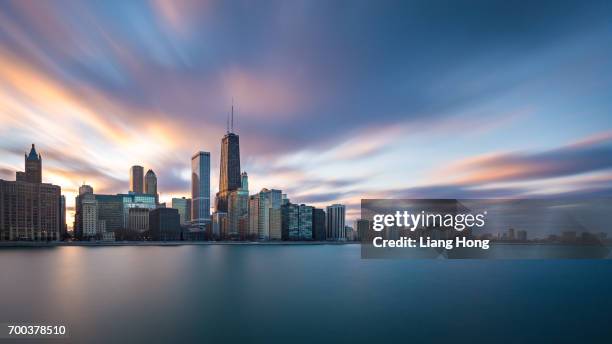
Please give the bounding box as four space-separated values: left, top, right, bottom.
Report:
0 241 360 248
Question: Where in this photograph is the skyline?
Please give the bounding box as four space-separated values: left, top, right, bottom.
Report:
1 0 612 228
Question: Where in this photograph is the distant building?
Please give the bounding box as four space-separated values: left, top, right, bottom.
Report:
345 226 356 241
281 203 314 240
0 144 61 241
517 230 527 241
60 195 66 237
128 207 149 232
212 212 228 240
130 165 144 194
227 172 249 240
215 105 241 213
121 193 157 228
74 184 94 239
191 151 211 226
144 169 158 202
149 208 181 241
171 197 192 225
356 219 371 242
81 194 98 238
95 194 123 235
249 188 282 240
326 204 346 240
313 208 326 241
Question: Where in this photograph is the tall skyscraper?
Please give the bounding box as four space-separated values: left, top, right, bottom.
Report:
191 151 211 225
216 104 241 213
326 204 346 241
130 165 144 193
144 169 157 196
171 197 192 225
0 144 61 241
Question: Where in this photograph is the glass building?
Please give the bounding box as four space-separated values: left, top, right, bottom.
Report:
191 151 210 226
171 197 192 225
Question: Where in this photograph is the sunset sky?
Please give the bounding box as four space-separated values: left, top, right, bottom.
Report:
0 0 611 227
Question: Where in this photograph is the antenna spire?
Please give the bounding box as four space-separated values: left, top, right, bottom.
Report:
226 108 229 134
231 97 234 133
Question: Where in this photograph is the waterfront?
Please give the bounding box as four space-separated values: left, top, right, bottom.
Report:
1 244 611 343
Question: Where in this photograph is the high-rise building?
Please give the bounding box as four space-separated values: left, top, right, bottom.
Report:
216 105 241 213
212 212 228 240
130 165 144 194
60 195 66 237
313 208 326 241
144 169 157 199
191 151 211 226
81 194 98 238
0 144 61 241
74 184 94 239
171 197 192 225
356 219 371 242
149 208 181 241
281 203 314 240
95 194 123 234
227 172 249 239
249 188 282 240
326 204 346 240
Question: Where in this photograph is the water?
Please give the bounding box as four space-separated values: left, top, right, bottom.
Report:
1 244 611 343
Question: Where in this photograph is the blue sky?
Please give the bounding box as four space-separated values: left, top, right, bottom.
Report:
0 0 611 224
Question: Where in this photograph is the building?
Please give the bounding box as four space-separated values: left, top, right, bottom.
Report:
212 212 228 240
149 208 181 241
191 151 211 226
60 195 66 238
313 208 326 241
216 106 241 213
74 184 94 239
345 226 356 241
95 194 124 235
282 203 314 241
249 188 282 240
326 204 346 241
171 197 192 225
356 219 371 242
81 193 98 238
227 172 249 240
130 165 144 194
128 207 149 232
0 144 62 241
144 169 158 202
121 193 156 228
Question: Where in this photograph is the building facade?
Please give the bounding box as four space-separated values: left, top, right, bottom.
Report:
0 144 61 241
216 129 241 213
149 208 181 241
313 208 326 241
191 151 211 226
282 203 314 240
130 165 144 194
171 197 192 225
249 188 282 240
144 169 158 200
227 172 249 240
326 204 346 241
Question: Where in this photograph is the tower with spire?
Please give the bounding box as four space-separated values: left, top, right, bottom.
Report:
216 101 241 213
24 143 42 183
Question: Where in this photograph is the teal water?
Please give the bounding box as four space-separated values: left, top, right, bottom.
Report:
0 244 611 343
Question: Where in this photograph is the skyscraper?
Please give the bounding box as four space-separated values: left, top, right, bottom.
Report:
171 197 192 225
0 144 61 241
130 165 144 194
216 104 241 213
326 204 346 241
144 169 157 196
191 151 211 226
281 203 314 240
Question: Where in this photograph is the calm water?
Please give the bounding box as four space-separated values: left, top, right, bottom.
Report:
1 244 612 343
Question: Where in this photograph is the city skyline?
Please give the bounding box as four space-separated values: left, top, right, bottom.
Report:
1 1 612 228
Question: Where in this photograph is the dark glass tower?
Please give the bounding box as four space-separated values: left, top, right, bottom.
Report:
216 105 241 213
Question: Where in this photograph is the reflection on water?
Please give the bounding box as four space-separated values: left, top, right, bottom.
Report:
1 245 611 343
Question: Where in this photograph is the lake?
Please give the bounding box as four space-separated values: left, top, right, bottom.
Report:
0 244 611 343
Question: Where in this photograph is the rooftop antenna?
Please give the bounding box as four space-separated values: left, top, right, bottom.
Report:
226 107 229 134
231 97 234 133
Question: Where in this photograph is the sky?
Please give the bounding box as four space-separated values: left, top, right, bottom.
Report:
0 0 611 228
